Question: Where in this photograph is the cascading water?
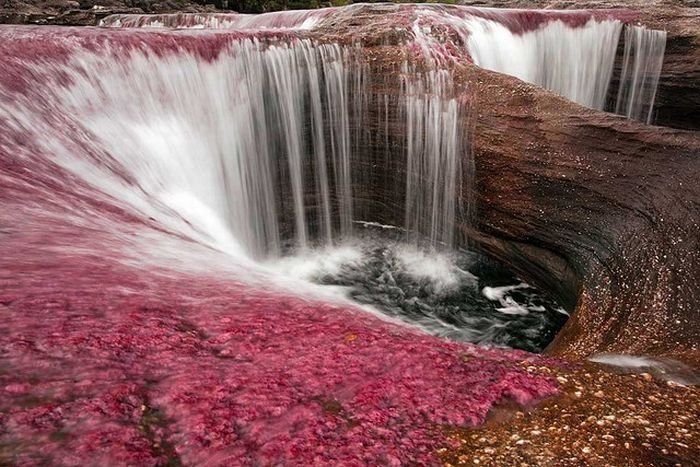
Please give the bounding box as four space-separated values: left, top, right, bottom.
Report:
423 7 667 122
103 5 668 125
405 5 667 123
463 16 623 110
105 5 668 125
403 67 466 248
615 25 667 124
1 17 567 358
5 3 670 356
15 36 360 259
1 4 693 465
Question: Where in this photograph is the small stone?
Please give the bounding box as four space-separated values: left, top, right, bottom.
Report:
593 391 605 398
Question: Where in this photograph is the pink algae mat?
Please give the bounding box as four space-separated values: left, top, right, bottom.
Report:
0 249 558 466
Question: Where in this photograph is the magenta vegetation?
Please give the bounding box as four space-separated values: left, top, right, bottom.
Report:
0 247 557 465
0 124 556 464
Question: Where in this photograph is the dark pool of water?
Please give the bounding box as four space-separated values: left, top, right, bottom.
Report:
293 224 569 353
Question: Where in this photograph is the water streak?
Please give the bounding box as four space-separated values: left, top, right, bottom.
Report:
100 9 332 30
403 67 465 248
615 25 667 124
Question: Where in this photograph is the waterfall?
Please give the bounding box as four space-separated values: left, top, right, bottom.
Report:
6 3 668 265
2 27 467 260
615 25 667 124
408 5 667 123
464 17 623 110
402 68 467 248
101 5 668 125
2 36 359 259
454 14 667 122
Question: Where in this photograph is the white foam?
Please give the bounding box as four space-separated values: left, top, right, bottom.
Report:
482 283 528 301
266 244 364 281
396 245 476 293
482 283 535 315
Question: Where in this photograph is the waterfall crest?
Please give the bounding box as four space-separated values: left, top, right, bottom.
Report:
99 10 333 30
101 4 668 125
